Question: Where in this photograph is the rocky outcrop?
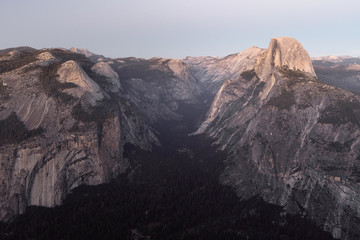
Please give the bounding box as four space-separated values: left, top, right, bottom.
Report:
197 37 360 239
183 46 264 94
57 60 104 105
0 46 214 222
2 39 360 239
255 37 316 80
112 57 202 123
69 47 108 62
3 117 127 211
0 49 157 221
91 62 122 92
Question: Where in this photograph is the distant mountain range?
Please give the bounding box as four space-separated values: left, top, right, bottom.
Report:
312 56 360 95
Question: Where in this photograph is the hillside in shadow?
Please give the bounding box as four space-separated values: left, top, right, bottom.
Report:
0 102 333 240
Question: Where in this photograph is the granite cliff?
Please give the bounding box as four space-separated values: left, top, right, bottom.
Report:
1 38 360 239
196 37 360 239
0 47 200 221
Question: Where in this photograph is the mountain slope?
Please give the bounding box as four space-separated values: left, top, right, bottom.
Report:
196 37 360 239
313 56 360 94
110 57 202 123
0 89 333 240
0 47 203 221
1 40 359 239
183 46 264 95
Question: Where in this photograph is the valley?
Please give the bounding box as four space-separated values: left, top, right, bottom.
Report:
0 37 360 239
0 103 333 240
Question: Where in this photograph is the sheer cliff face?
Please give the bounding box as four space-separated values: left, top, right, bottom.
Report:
197 37 360 239
0 47 257 222
256 37 316 79
2 40 360 239
0 48 201 221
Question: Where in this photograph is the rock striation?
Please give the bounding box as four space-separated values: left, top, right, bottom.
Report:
0 45 214 221
0 48 169 221
2 38 360 239
255 37 316 80
111 57 202 123
57 60 104 105
183 46 264 94
196 37 360 239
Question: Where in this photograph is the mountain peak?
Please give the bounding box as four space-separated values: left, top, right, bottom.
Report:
255 37 316 80
69 47 108 62
69 47 95 57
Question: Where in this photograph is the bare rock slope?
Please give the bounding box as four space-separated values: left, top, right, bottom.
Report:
197 37 360 239
0 48 201 221
183 46 264 94
2 38 360 239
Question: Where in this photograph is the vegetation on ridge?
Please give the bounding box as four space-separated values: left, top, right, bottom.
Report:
279 66 307 79
266 88 296 110
240 69 259 81
0 112 43 147
39 62 77 103
0 103 334 240
114 59 175 83
0 80 7 96
0 49 41 74
71 100 116 125
319 98 360 127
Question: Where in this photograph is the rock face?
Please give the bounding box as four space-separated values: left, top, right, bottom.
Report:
1 46 247 222
57 60 104 105
111 57 202 123
183 46 264 94
196 37 360 239
256 37 316 80
0 48 199 221
2 38 360 239
0 45 224 221
69 47 108 62
91 62 122 92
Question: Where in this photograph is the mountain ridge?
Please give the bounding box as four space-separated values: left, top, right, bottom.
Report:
195 37 360 239
1 38 360 239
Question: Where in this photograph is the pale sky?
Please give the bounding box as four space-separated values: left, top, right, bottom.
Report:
1 0 359 59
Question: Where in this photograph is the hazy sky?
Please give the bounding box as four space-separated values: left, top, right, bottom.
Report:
1 0 359 59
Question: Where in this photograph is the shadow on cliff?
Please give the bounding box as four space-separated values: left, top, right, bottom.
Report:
0 102 334 240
